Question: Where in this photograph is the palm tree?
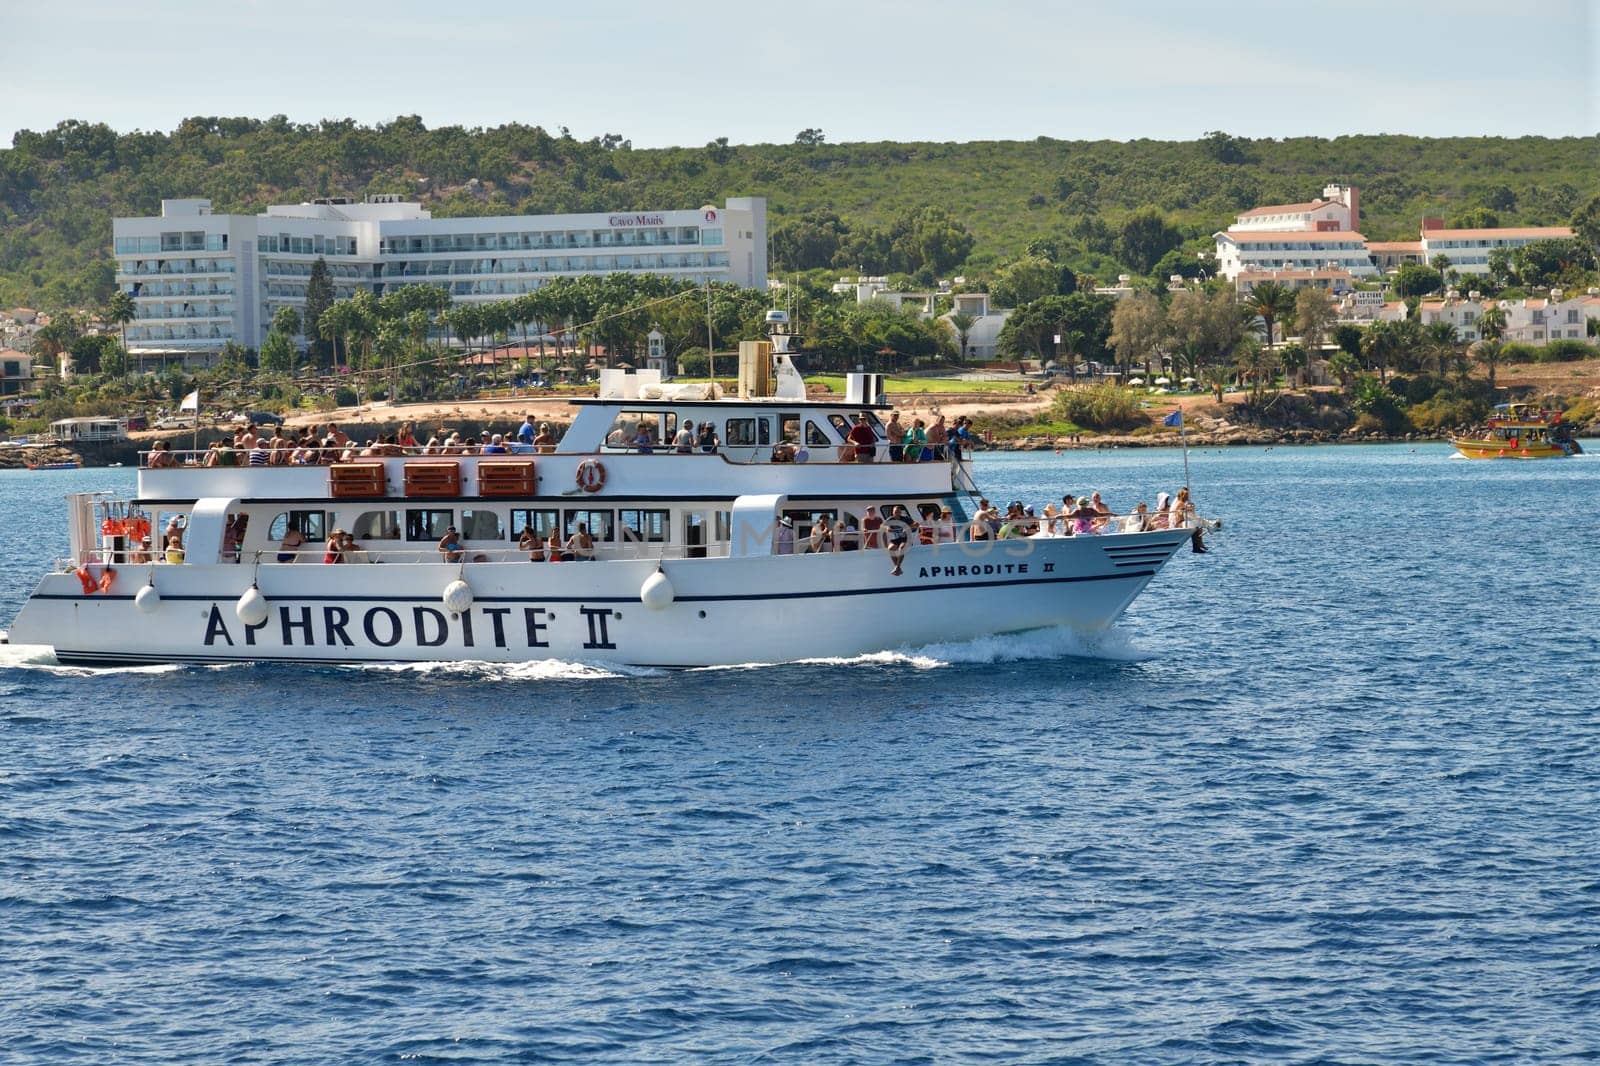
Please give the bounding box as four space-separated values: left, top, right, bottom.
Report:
1424 321 1459 377
1058 328 1085 383
948 312 976 362
1202 363 1232 401
1472 340 1504 390
319 302 352 372
1360 321 1397 383
1477 304 1506 348
106 290 136 381
1245 281 1295 349
1327 351 1359 392
1234 338 1278 402
1278 342 1308 389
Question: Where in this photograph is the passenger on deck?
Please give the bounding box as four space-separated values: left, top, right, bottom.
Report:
775 516 795 555
1126 502 1152 533
519 526 544 561
861 505 883 548
806 515 832 554
398 423 418 449
906 419 929 461
847 415 877 462
937 505 958 542
164 519 186 564
886 506 911 576
221 514 244 562
885 412 905 462
631 426 655 454
516 416 535 448
771 440 797 463
534 423 558 453
482 434 509 455
697 422 720 453
566 523 596 561
438 526 464 563
147 441 176 468
323 529 346 564
674 420 696 453
278 522 305 562
836 516 860 551
928 414 948 460
1150 492 1172 530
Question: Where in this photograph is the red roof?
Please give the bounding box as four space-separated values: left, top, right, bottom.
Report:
1237 200 1331 217
1420 226 1573 241
1220 230 1367 243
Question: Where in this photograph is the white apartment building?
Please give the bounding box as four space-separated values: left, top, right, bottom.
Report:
1215 231 1377 281
1416 289 1598 345
113 196 768 353
1228 184 1360 233
1417 226 1574 274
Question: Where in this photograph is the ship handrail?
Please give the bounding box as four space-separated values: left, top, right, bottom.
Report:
64 511 1209 571
138 443 965 468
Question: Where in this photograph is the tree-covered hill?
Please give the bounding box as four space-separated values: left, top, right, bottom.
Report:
1 117 1596 309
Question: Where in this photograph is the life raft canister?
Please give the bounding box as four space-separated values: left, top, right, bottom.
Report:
576 458 607 493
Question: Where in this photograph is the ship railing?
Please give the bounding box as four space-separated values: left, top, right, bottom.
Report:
137 444 967 468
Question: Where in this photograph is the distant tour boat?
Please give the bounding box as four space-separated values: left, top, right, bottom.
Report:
1451 403 1582 459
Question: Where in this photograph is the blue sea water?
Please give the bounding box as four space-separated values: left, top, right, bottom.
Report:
1 445 1597 1063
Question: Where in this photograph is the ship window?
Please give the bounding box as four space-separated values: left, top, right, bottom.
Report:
509 509 558 540
405 509 454 541
620 509 670 542
725 418 758 446
563 509 614 542
460 509 504 541
827 413 852 437
715 510 731 541
351 510 401 540
780 415 800 443
605 410 673 450
268 510 326 542
806 420 832 446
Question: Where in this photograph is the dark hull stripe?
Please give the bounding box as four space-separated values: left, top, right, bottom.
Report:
29 568 1159 607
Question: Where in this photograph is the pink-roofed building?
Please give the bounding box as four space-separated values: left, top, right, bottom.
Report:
1418 225 1574 274
1367 241 1425 272
1229 184 1359 233
1214 230 1377 281
1417 288 1597 345
1235 268 1357 296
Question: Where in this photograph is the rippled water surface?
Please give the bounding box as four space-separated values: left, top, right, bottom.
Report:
3 446 1598 1063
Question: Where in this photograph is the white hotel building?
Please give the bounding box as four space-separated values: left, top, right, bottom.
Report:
113 196 767 353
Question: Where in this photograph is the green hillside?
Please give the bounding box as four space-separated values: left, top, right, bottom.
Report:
1 118 1596 309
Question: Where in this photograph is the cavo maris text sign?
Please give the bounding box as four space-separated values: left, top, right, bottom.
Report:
607 214 667 227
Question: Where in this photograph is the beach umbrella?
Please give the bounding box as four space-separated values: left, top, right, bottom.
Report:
1181 375 1197 384
1155 376 1171 385
1128 377 1145 385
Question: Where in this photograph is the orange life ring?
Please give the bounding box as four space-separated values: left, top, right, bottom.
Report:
576 459 607 494
76 566 97 594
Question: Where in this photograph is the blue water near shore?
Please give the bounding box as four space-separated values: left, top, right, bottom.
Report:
2 445 1598 1063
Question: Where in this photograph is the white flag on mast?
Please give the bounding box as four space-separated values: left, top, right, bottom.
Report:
179 390 199 412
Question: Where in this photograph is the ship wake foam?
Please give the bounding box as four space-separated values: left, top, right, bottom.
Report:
703 625 1154 673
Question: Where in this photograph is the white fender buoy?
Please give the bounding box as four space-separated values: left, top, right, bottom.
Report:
236 585 269 627
135 583 161 614
640 569 675 610
442 578 473 615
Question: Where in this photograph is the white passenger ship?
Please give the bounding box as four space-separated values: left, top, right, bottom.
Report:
5 340 1199 668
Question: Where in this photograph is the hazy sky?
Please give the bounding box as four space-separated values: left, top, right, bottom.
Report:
6 0 1596 146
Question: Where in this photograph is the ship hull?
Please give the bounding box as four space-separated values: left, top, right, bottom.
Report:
7 533 1190 668
1450 437 1568 459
